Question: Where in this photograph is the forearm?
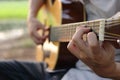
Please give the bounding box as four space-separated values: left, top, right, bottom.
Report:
28 0 45 18
93 62 120 80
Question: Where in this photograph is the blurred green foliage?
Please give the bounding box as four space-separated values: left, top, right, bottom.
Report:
0 1 28 19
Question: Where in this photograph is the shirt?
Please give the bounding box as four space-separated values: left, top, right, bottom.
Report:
81 0 120 20
62 0 120 80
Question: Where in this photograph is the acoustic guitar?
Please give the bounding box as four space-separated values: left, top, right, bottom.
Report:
36 0 120 70
36 0 84 70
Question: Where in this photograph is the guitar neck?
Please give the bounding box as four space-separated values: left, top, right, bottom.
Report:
50 18 120 42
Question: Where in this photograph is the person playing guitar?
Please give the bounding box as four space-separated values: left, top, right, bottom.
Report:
27 0 120 80
0 0 119 80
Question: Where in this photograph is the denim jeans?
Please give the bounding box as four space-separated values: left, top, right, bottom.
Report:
0 60 66 80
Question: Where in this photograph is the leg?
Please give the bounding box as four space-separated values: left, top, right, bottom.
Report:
0 60 47 80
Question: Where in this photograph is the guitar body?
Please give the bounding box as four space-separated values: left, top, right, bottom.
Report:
36 0 85 70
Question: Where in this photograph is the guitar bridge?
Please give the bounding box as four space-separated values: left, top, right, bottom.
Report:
99 19 106 41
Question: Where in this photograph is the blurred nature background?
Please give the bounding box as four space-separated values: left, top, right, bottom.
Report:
0 0 36 61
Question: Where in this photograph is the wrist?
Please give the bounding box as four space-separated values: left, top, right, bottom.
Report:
27 13 36 20
27 15 37 24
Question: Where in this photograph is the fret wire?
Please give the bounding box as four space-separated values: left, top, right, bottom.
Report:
54 22 120 33
52 21 120 36
52 24 100 38
51 28 120 42
55 20 100 28
57 23 120 29
54 26 99 33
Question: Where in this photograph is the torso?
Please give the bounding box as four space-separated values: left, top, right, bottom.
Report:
80 0 120 20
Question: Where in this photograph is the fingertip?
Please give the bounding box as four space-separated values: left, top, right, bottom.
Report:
76 25 88 31
87 32 98 47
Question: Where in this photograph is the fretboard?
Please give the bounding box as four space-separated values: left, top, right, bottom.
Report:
50 18 120 42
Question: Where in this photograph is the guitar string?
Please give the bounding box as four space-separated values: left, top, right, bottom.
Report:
103 35 119 39
54 25 120 39
52 28 120 41
54 19 120 28
51 33 119 42
52 29 120 41
65 21 120 35
53 20 120 33
105 32 120 37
